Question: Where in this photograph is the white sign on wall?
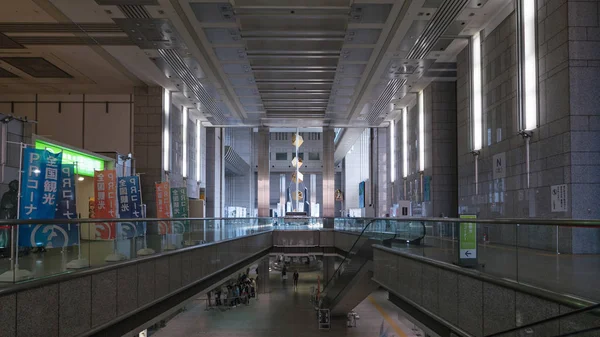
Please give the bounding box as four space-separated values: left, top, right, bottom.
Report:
493 152 506 180
551 184 568 212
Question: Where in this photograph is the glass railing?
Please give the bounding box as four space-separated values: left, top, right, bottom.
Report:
272 217 324 229
0 217 273 284
368 217 600 303
334 218 426 243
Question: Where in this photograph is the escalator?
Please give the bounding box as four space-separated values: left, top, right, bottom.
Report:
320 220 417 316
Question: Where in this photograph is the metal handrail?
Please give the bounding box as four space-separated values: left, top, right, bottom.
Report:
373 244 597 309
335 216 600 227
0 216 598 226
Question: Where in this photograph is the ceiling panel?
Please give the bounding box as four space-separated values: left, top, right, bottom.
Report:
0 67 18 78
203 28 242 44
349 4 393 23
0 57 72 78
345 29 382 44
190 3 235 23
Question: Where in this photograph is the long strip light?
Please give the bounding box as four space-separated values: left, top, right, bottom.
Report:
472 32 483 151
402 107 408 178
418 91 425 171
196 120 201 182
182 106 188 178
163 89 170 172
390 120 396 183
521 0 537 131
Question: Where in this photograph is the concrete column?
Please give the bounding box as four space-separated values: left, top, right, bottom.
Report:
133 86 164 217
256 256 270 294
321 256 336 284
322 128 335 223
257 127 270 217
206 128 223 217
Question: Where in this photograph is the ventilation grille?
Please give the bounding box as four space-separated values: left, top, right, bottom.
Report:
158 49 227 124
406 0 469 59
118 5 151 19
0 23 123 33
366 0 468 125
367 78 406 124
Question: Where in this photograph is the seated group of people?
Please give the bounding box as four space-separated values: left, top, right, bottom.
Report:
208 273 257 307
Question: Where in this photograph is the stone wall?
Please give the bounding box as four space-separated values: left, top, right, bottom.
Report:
133 86 164 217
397 82 457 218
455 3 600 253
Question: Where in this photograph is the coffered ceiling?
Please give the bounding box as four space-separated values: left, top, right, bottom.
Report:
0 0 512 130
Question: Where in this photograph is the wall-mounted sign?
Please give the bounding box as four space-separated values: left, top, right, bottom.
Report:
551 184 568 212
35 139 105 177
459 214 477 267
493 152 506 180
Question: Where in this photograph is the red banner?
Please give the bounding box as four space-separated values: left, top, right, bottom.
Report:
155 181 172 234
94 170 117 239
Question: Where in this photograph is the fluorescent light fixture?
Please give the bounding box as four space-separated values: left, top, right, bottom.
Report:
196 120 201 182
78 176 84 181
182 106 188 178
402 107 408 178
390 120 396 183
418 91 425 171
522 0 537 131
472 32 483 151
163 89 170 172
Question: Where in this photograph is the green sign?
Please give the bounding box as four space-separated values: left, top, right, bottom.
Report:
35 139 105 177
459 214 477 260
170 187 189 233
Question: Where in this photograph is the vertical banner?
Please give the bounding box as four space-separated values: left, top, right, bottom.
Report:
118 176 145 238
458 214 478 267
358 181 365 208
94 170 118 240
170 187 189 233
50 164 79 247
155 181 171 234
19 148 63 247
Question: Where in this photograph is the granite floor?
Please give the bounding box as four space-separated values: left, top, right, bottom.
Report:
393 236 600 302
148 271 424 337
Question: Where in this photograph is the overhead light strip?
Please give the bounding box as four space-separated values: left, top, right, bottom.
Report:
402 107 408 178
182 106 188 178
472 32 483 151
419 91 425 172
390 119 396 183
163 89 170 172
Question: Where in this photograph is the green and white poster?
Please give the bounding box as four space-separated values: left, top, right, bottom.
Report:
170 187 189 233
459 214 477 264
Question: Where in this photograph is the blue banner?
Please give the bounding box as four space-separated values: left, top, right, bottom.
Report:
50 164 80 247
118 175 145 238
19 148 63 247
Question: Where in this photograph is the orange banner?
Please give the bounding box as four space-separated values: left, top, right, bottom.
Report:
94 170 117 239
155 181 172 234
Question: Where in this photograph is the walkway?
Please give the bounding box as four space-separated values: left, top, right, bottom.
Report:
393 236 600 302
150 271 423 337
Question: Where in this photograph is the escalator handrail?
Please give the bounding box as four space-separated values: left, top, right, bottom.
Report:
485 302 600 337
322 219 377 292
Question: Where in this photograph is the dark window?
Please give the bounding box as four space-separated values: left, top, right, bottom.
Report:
308 152 320 160
292 153 304 160
276 152 288 160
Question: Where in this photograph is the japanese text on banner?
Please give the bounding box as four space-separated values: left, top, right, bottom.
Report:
118 176 145 238
18 148 63 247
94 169 117 240
155 181 171 234
170 187 189 233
